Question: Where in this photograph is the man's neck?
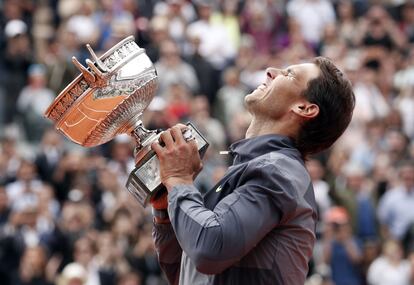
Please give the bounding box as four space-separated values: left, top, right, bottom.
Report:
245 116 298 139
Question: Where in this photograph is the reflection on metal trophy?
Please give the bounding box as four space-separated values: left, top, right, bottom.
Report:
45 36 209 207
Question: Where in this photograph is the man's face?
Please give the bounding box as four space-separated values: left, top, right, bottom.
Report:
245 63 320 120
400 165 414 189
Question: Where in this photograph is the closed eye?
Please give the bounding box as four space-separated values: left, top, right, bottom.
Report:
287 69 295 77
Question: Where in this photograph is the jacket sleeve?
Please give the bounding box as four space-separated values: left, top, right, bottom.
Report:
152 221 182 285
167 161 300 275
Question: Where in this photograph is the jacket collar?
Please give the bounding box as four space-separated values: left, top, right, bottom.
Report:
229 134 301 165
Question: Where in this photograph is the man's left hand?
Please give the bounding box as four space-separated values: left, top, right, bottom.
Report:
151 124 202 191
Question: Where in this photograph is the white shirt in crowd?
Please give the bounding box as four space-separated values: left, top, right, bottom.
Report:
352 82 390 125
17 87 55 117
287 0 336 44
187 19 236 69
367 256 411 285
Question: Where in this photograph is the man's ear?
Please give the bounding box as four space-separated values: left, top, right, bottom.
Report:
292 102 319 120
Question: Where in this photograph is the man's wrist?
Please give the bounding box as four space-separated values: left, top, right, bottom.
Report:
163 176 193 191
152 208 170 224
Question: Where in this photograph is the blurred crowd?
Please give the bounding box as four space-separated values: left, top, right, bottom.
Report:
2 0 414 284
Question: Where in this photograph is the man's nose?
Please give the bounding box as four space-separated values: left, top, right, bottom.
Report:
266 67 281 80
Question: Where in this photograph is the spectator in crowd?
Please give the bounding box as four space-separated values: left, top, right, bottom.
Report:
367 239 412 285
336 0 359 47
322 207 363 285
211 0 241 54
214 67 248 127
153 0 196 49
332 163 378 242
163 82 192 124
35 129 66 184
241 0 282 55
286 0 336 49
348 119 386 173
0 135 23 185
141 16 170 63
187 0 236 70
384 128 411 167
92 0 134 51
186 0 236 103
6 159 43 209
306 158 332 222
42 201 95 270
277 17 316 63
0 197 50 285
393 48 414 140
107 136 135 187
16 64 55 143
65 0 99 59
142 96 172 131
378 160 414 240
1 19 33 124
190 95 226 151
319 23 347 62
352 60 390 127
11 245 53 285
155 39 199 96
41 37 79 95
185 30 216 103
355 5 406 51
128 226 161 284
73 235 116 285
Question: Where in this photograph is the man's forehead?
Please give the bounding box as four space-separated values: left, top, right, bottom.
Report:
288 62 318 72
290 63 320 80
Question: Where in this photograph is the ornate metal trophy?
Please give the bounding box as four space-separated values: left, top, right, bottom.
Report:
45 36 208 207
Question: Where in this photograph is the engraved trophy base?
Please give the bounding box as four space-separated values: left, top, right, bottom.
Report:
126 122 209 207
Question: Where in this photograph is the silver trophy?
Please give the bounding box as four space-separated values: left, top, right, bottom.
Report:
45 36 208 207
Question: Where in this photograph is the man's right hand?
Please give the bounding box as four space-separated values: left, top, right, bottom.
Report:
151 125 202 191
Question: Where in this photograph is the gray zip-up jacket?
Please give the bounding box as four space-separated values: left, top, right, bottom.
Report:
153 134 317 285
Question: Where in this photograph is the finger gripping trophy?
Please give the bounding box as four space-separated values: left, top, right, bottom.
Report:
45 36 208 207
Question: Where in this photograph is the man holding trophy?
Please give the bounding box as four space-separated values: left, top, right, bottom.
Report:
45 37 354 284
150 57 355 284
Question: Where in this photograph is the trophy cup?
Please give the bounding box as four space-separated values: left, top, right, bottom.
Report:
45 36 208 207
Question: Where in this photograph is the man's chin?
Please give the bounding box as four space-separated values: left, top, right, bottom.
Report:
244 95 257 114
244 91 260 105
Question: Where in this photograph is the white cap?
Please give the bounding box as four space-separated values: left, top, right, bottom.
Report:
114 133 132 144
5 19 27 38
342 162 366 177
148 97 167 111
61 262 87 281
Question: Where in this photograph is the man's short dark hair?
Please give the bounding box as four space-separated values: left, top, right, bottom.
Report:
296 57 355 156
